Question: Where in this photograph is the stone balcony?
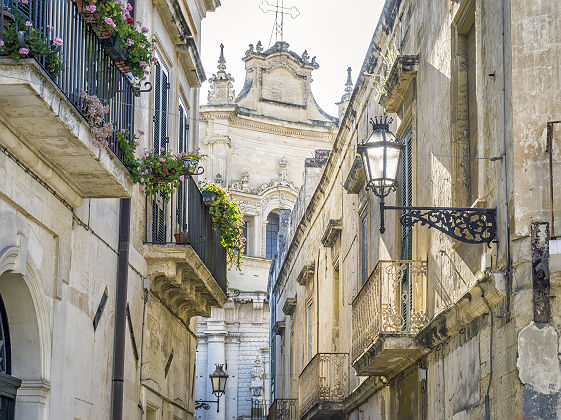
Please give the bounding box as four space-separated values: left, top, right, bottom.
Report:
351 260 428 377
0 0 142 208
0 59 133 207
267 399 298 420
144 176 228 321
298 353 349 420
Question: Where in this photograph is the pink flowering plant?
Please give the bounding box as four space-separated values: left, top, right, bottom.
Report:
137 149 188 202
79 0 155 78
202 183 245 270
0 11 64 78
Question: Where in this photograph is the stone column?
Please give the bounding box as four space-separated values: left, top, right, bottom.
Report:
225 332 240 419
205 308 228 420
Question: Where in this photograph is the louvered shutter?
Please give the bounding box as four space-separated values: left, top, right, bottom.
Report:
150 55 169 242
400 128 413 329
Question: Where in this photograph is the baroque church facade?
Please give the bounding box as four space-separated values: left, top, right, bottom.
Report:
195 41 344 419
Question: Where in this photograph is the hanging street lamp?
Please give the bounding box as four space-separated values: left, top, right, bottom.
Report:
195 364 229 412
357 116 497 245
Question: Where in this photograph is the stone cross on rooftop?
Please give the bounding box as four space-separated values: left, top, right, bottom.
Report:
259 0 300 44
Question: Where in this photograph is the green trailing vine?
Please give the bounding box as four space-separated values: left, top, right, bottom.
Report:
202 183 245 270
115 128 142 182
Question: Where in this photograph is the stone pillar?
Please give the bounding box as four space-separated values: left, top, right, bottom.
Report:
225 332 240 419
205 308 228 420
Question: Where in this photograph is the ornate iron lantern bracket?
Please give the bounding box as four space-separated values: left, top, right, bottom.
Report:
381 202 497 245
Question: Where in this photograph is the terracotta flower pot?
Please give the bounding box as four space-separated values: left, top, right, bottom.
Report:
174 232 187 244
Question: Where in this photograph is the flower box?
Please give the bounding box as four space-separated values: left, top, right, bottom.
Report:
73 0 113 40
102 37 131 72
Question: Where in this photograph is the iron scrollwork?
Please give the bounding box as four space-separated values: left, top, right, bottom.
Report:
385 205 497 245
195 401 211 410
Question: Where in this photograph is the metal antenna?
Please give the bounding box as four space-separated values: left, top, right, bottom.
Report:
260 0 300 45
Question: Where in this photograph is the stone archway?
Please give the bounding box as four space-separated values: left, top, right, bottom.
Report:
0 246 50 420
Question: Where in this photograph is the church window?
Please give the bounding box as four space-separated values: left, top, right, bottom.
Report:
266 212 280 259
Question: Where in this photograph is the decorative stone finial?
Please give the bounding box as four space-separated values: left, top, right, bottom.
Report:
345 67 353 94
336 67 353 121
217 43 226 71
256 41 263 52
208 44 235 105
302 50 309 63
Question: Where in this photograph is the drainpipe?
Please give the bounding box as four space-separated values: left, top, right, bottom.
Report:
111 198 131 420
500 0 512 313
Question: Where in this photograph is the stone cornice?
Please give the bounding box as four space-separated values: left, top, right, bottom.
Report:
200 108 337 141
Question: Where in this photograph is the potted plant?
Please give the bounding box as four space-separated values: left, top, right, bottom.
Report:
181 149 206 175
137 149 189 203
201 183 246 270
73 0 155 79
0 12 65 79
174 228 188 244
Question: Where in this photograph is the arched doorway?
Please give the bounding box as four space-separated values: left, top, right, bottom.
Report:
0 293 21 419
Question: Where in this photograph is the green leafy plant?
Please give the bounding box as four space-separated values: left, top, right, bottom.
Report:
138 149 187 203
115 128 143 182
0 12 64 78
202 183 245 270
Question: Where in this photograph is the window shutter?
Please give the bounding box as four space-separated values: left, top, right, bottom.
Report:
161 71 169 151
400 128 413 329
153 61 161 151
176 102 187 232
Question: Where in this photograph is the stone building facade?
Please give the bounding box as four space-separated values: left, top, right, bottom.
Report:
269 0 561 419
0 0 225 419
195 42 339 420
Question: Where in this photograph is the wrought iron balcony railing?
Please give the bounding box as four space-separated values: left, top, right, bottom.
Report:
298 353 348 418
144 176 227 294
267 399 298 420
351 260 428 364
0 0 135 164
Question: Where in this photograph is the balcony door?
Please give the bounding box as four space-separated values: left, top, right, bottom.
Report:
176 98 190 235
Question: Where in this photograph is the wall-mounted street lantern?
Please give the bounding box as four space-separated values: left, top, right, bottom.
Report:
357 116 497 245
195 364 229 412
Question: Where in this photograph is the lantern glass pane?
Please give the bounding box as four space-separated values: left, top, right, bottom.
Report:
366 129 384 145
219 375 227 392
211 375 220 393
366 145 385 185
385 145 402 183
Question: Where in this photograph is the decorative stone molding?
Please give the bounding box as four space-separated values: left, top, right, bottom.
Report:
282 297 297 316
343 156 366 194
321 219 342 248
144 244 228 323
379 55 419 113
272 320 285 336
296 262 315 286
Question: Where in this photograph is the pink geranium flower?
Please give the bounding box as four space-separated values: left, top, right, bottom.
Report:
141 27 148 33
126 38 134 46
140 61 147 67
163 168 169 172
134 141 140 146
19 0 29 3
138 130 145 135
159 158 165 162
85 5 96 12
120 128 126 133
25 21 32 27
53 37 63 46
157 196 163 202
104 17 115 27
160 147 165 152
140 178 144 183
46 25 54 30
0 40 4 47
179 175 184 181
19 48 29 55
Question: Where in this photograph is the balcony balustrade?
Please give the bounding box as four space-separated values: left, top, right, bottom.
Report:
0 0 135 203
298 353 348 420
351 260 428 377
143 176 227 320
267 399 298 420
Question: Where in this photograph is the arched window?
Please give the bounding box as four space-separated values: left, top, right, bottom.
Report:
0 294 19 419
265 212 280 259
